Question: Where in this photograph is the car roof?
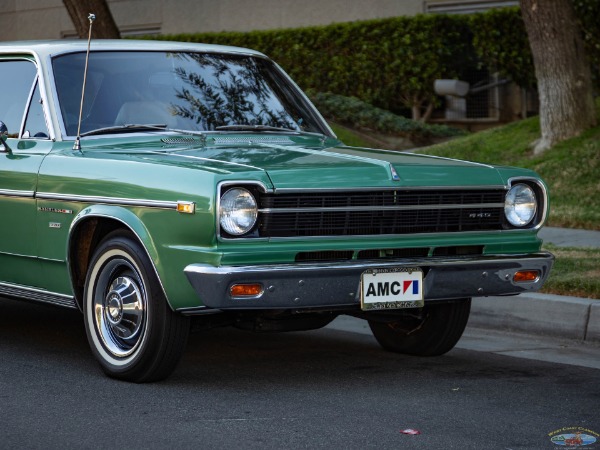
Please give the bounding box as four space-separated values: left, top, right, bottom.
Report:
0 39 266 59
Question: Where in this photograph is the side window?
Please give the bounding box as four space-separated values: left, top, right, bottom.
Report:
0 60 37 137
23 80 49 139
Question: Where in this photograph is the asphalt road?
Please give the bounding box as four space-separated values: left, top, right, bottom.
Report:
1 297 598 449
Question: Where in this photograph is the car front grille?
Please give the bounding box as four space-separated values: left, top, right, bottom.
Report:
256 189 506 238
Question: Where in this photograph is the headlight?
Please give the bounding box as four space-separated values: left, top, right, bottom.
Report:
219 188 258 235
505 184 537 227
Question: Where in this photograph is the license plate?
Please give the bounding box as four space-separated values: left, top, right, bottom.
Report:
360 267 424 311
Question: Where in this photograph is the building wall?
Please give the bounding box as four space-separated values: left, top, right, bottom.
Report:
0 0 479 41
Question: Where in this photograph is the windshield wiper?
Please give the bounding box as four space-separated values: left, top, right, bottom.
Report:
215 124 298 133
80 124 168 137
214 124 329 141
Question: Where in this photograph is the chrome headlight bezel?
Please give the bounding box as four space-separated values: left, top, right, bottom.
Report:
504 183 537 227
219 187 258 236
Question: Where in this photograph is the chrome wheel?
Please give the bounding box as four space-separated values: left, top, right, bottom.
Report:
95 270 146 358
83 231 189 382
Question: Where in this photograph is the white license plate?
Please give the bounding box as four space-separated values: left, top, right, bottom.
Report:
360 267 424 311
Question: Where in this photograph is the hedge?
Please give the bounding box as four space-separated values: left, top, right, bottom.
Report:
150 4 599 117
152 14 468 118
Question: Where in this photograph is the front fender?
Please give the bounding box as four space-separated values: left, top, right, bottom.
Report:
67 205 166 309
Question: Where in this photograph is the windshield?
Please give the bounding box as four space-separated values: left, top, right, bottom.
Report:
52 51 329 137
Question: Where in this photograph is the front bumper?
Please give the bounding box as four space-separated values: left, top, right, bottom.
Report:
181 252 554 313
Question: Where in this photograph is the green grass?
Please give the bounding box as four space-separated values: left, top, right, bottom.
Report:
541 244 600 299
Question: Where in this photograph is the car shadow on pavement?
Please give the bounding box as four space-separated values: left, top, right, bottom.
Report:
0 297 592 388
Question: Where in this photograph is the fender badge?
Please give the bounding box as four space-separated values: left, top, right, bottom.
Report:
38 207 73 214
49 222 61 229
390 164 400 181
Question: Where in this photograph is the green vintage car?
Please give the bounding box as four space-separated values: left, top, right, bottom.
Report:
0 40 553 382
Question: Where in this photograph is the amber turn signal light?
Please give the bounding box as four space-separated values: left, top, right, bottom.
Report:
513 270 540 283
176 201 195 214
230 283 263 297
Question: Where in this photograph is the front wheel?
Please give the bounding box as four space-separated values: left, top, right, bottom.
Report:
368 299 471 356
83 231 190 382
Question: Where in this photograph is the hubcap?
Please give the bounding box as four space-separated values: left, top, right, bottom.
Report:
94 267 146 358
107 291 123 325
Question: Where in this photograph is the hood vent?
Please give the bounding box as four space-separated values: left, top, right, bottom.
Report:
161 137 202 145
211 136 294 145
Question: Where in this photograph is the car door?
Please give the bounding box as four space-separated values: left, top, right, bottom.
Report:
0 57 53 289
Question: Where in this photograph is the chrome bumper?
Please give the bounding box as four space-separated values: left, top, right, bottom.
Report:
182 252 554 312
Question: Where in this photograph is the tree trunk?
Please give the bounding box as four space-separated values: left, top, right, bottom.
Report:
63 0 121 39
520 0 596 154
410 96 435 123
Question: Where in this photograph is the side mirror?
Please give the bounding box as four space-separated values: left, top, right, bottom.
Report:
0 121 12 154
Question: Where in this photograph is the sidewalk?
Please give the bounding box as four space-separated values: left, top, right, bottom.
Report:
471 227 600 342
538 226 600 248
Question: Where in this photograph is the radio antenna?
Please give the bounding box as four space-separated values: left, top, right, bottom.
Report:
73 13 96 152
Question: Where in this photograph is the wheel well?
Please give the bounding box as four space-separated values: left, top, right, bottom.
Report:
68 217 129 310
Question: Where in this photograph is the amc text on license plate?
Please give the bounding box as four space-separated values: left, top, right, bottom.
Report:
360 268 424 310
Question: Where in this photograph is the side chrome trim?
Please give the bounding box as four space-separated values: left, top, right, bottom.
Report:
0 189 35 199
0 282 76 309
36 192 179 210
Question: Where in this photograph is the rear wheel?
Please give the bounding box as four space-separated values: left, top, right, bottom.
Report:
83 231 190 382
368 299 471 356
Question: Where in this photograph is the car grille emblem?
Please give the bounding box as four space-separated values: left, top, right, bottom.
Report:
390 164 400 181
469 212 492 219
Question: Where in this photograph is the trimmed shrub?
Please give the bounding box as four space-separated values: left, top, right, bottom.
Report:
308 91 466 142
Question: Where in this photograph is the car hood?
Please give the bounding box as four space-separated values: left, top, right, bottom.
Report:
83 136 507 189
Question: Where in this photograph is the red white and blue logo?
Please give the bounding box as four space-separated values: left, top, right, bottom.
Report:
362 269 423 306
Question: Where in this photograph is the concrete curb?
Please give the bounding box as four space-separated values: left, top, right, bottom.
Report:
470 293 600 342
587 302 600 342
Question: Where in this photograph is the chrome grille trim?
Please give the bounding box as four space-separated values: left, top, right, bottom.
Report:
255 188 508 238
272 185 508 193
259 203 504 214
